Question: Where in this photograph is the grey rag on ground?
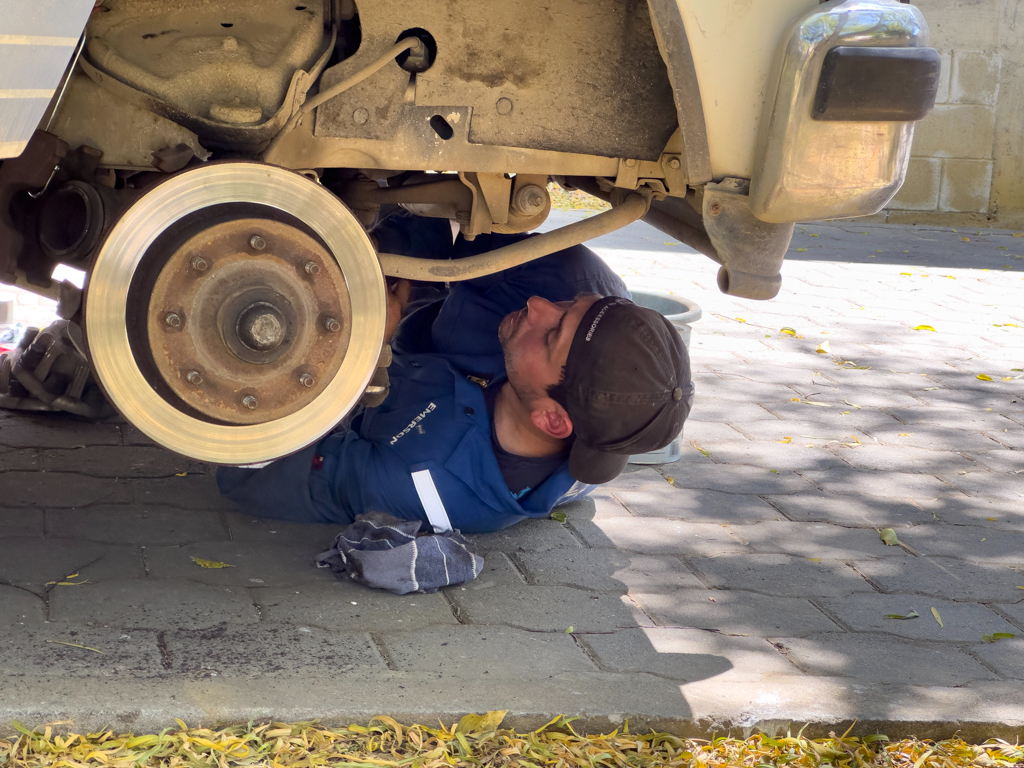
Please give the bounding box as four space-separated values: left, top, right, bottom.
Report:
316 511 484 595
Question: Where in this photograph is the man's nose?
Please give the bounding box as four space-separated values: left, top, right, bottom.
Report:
526 296 560 326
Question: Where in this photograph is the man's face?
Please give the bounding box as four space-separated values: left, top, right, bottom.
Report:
498 294 602 405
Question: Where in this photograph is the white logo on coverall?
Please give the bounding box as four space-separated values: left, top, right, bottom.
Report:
390 402 437 445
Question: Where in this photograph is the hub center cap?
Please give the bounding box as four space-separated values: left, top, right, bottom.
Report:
237 302 286 352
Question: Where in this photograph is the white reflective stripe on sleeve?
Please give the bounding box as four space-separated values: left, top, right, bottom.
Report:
410 469 453 533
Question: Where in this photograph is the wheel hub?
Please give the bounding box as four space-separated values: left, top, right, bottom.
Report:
84 162 386 464
145 217 352 425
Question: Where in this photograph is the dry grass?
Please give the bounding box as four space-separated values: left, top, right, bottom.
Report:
2 713 1021 768
547 182 610 213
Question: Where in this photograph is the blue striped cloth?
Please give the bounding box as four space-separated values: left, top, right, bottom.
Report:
316 512 484 595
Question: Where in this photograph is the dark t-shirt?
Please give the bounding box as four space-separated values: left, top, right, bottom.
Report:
483 383 568 501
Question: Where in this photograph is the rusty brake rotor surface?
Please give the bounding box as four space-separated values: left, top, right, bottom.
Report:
85 163 385 464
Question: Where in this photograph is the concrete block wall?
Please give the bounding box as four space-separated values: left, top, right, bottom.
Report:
883 0 1024 229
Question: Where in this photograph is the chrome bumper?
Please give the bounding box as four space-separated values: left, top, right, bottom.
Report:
750 0 937 223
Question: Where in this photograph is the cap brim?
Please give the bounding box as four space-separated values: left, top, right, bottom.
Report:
568 441 630 485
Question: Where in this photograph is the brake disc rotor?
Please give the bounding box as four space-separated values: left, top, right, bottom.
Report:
85 163 385 463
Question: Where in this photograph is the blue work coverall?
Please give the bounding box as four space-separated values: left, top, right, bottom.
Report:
217 230 628 534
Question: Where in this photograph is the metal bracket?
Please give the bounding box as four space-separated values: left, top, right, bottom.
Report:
702 178 794 300
458 172 512 238
613 158 640 190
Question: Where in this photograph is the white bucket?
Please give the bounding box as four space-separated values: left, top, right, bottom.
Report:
626 291 701 466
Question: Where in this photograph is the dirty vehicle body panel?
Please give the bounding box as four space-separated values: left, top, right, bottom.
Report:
0 0 938 463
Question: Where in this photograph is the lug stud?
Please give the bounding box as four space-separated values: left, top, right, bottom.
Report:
323 317 341 333
249 235 267 250
165 312 182 328
304 261 320 275
186 370 203 385
191 256 209 272
241 395 258 410
299 373 315 388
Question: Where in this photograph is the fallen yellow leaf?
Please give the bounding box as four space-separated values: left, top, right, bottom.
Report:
912 325 936 332
815 341 830 354
960 237 970 242
175 472 188 477
780 327 797 336
879 528 899 546
191 557 235 569
931 607 943 627
796 247 808 252
899 272 912 276
976 374 993 381
898 433 912 437
778 437 792 444
735 318 747 323
791 397 800 402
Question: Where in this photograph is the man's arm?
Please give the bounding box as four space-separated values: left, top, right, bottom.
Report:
384 277 411 342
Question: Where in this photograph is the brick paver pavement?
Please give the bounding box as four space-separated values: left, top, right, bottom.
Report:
1 214 1022 739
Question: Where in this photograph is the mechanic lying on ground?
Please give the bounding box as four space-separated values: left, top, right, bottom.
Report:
217 217 693 534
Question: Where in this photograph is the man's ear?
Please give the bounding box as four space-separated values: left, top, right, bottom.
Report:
530 402 573 440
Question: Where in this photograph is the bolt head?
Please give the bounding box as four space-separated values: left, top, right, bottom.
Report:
625 158 637 168
249 235 267 250
709 202 722 216
190 256 209 272
242 395 258 410
186 370 203 385
513 184 547 217
495 97 513 115
164 312 182 328
353 107 369 125
323 317 341 333
668 158 681 170
299 373 315 388
304 261 320 275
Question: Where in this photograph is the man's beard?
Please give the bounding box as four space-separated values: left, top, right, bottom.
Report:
500 325 542 406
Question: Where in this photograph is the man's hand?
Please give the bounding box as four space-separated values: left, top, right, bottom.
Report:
384 278 411 342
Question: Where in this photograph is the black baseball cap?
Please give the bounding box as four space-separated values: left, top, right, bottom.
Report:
563 296 693 484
